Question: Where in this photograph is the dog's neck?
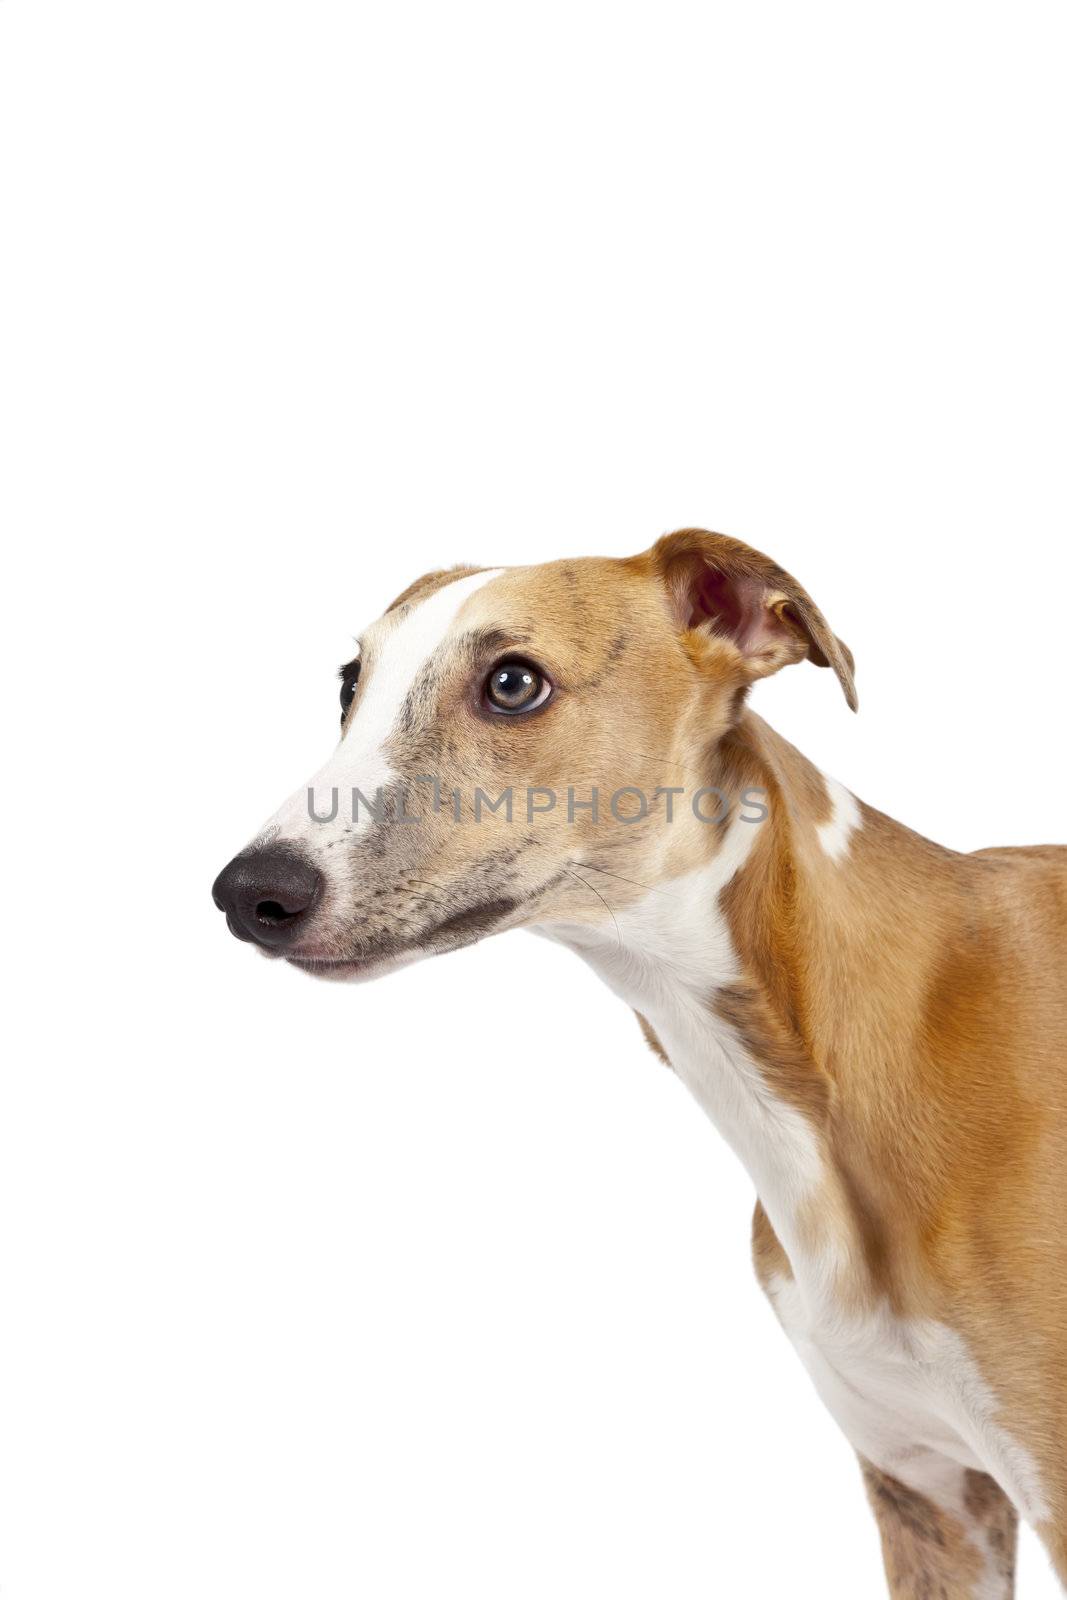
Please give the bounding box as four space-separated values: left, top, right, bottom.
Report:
541 710 960 1313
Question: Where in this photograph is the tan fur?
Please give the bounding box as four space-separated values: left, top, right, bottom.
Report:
728 718 1067 1478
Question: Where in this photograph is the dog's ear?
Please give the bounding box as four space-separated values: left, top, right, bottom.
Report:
647 528 857 711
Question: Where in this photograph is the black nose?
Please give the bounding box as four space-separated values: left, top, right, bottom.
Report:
212 847 323 949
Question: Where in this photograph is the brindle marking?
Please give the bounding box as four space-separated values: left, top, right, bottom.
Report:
862 1461 1017 1599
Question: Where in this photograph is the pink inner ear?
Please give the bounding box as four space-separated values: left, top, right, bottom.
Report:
688 564 777 654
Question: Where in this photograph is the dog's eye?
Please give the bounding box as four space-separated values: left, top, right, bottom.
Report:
339 658 361 722
485 660 551 715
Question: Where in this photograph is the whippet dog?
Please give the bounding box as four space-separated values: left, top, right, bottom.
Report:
213 529 1067 1597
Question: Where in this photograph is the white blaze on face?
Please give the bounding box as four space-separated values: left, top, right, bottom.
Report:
260 568 505 855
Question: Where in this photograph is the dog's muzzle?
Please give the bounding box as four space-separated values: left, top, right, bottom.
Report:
212 846 323 950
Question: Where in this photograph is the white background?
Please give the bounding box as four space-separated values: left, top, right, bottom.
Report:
2 3 1065 1595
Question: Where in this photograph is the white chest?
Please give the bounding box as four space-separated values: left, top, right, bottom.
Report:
767 1272 1049 1527
541 838 832 1276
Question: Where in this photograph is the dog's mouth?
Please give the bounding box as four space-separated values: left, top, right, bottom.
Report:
285 895 522 981
285 952 409 982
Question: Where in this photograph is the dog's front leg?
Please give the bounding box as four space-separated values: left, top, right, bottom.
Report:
860 1458 1017 1598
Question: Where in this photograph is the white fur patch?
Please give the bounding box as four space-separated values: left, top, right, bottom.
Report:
539 814 829 1273
816 774 862 861
262 568 504 854
768 1272 1050 1531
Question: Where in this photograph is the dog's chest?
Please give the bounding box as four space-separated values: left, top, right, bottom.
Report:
765 1272 1047 1523
769 1274 974 1471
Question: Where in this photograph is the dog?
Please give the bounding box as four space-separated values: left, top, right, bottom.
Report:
213 529 1067 1597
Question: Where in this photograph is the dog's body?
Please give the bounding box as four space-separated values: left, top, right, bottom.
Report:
555 709 1067 1597
214 531 1067 1596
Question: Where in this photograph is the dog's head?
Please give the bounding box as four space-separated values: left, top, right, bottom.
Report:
211 530 855 980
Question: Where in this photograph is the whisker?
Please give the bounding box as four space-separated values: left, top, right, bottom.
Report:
408 879 448 903
570 858 674 898
564 866 623 951
614 747 704 780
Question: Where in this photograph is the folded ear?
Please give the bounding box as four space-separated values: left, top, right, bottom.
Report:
648 528 858 711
